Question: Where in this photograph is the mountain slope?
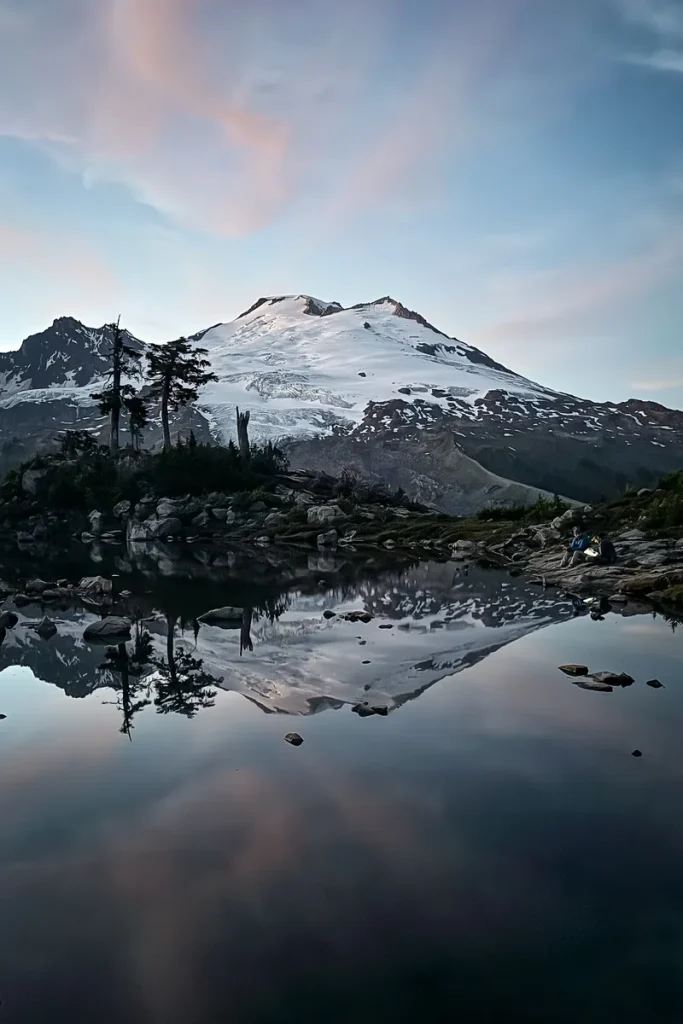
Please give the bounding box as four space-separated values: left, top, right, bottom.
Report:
0 295 681 510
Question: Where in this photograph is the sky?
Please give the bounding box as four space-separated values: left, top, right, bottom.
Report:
0 0 682 407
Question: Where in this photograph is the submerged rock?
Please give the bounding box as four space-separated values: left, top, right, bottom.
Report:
573 679 614 693
559 664 589 677
83 617 132 643
198 606 244 627
285 733 304 746
590 671 634 687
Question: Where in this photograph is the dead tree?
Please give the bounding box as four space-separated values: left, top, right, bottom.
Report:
236 406 251 460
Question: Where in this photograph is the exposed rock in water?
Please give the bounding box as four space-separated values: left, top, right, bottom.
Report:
323 610 336 620
285 733 304 746
559 664 589 677
0 611 18 629
590 671 634 687
344 610 373 623
198 606 244 627
0 714 6 720
317 529 338 549
646 679 664 689
83 617 132 643
632 749 643 758
25 579 51 594
78 576 113 596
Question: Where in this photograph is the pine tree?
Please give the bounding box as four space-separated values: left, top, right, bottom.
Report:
91 317 142 453
124 393 149 453
146 337 217 452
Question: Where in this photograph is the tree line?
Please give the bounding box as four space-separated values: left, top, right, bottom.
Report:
92 318 218 453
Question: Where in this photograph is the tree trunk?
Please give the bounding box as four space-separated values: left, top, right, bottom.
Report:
236 406 251 460
161 384 171 452
110 319 122 453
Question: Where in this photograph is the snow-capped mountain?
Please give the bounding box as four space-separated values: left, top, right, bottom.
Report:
0 294 681 510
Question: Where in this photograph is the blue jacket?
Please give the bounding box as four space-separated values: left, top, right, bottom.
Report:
569 534 590 552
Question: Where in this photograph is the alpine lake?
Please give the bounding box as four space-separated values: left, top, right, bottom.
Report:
0 535 682 1023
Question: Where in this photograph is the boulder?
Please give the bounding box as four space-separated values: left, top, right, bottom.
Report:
156 499 182 518
344 610 373 624
264 512 286 529
565 663 589 679
551 508 581 531
307 505 346 527
646 679 664 689
637 488 653 497
383 538 396 549
147 517 183 540
0 611 18 629
198 606 244 627
14 594 35 607
83 616 132 643
15 531 35 544
25 579 51 594
78 576 113 595
21 468 48 496
134 497 157 520
88 510 103 535
211 508 235 524
451 539 477 554
256 535 271 546
191 511 210 529
285 733 304 746
352 702 377 718
34 616 58 640
113 500 131 519
534 527 562 548
317 529 338 549
32 524 48 541
81 532 95 543
250 501 267 513
590 671 635 686
323 610 336 620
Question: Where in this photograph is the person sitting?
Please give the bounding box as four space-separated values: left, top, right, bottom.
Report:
560 527 591 567
593 534 617 565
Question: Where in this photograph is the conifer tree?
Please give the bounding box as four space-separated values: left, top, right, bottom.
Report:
146 338 217 452
92 317 142 453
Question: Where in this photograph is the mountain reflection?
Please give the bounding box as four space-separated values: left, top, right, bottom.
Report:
0 555 578 726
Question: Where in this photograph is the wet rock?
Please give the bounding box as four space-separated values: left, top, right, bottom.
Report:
34 616 57 640
344 610 373 624
371 705 389 716
285 732 304 746
83 617 132 643
317 529 338 549
573 679 614 693
323 610 336 620
646 679 664 689
113 500 131 519
632 749 643 758
590 671 635 686
78 576 113 596
559 664 589 677
198 606 244 627
378 623 394 630
307 505 346 527
191 511 210 529
0 611 18 629
14 594 35 607
256 535 271 546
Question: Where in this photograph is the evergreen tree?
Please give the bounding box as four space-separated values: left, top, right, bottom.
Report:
146 337 217 452
124 393 149 452
91 317 142 453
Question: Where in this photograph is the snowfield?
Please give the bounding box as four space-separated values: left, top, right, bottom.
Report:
194 295 555 443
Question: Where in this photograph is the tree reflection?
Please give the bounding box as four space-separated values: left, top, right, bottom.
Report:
152 613 219 719
99 625 153 739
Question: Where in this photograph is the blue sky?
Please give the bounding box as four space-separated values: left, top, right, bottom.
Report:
0 0 682 406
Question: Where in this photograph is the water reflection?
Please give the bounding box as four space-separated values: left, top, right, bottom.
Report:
0 555 580 723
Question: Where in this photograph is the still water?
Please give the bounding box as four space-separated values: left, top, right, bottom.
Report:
0 551 682 1022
